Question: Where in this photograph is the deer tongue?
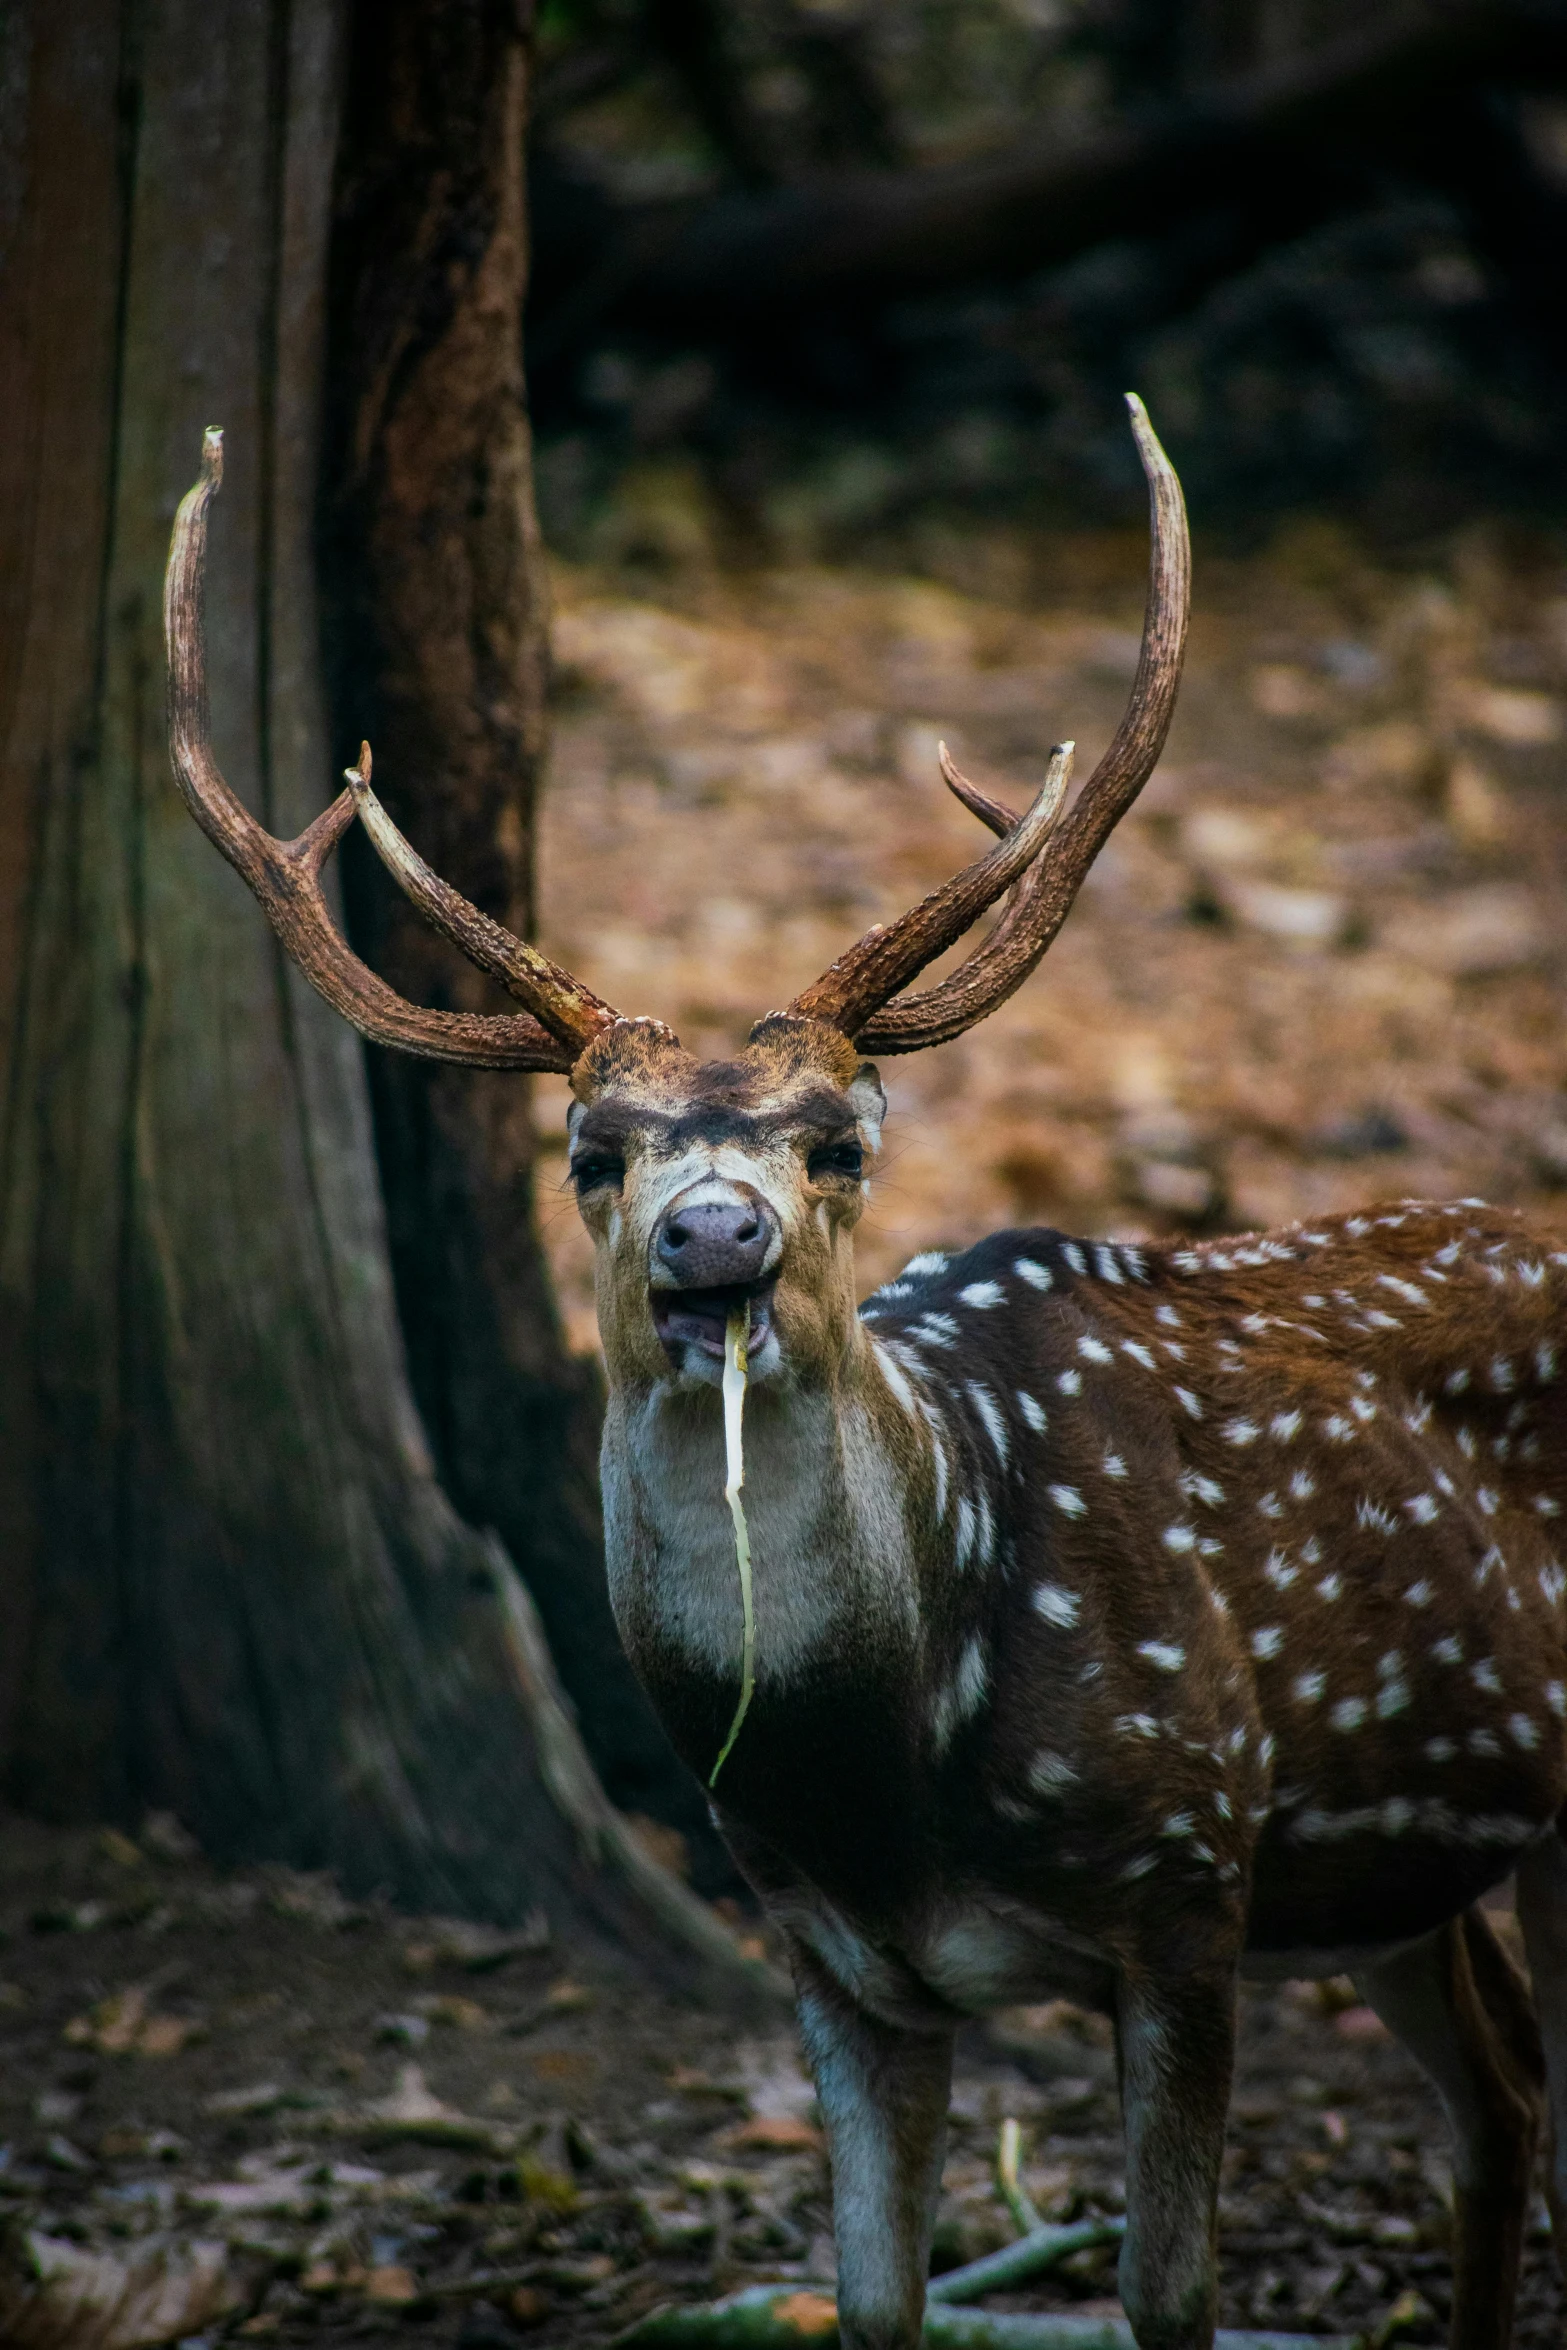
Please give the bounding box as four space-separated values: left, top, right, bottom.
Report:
651 1281 774 1360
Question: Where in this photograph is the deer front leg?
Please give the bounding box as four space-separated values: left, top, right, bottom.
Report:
790 1943 955 2350
1115 1959 1237 2350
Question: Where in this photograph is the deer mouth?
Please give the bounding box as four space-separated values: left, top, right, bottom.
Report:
650 1280 776 1362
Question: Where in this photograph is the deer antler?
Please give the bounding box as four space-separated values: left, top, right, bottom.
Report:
165 431 618 1073
782 740 1073 1035
788 395 1190 1050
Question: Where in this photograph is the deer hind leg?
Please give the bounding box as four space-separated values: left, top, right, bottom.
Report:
1357 1911 1543 2350
1515 1826 1567 2279
789 1943 955 2350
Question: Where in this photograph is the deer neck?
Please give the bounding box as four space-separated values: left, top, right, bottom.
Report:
599 1316 926 1727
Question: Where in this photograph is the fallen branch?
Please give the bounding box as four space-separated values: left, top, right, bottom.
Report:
616 2283 1358 2350
926 2312 1356 2350
925 2219 1124 2306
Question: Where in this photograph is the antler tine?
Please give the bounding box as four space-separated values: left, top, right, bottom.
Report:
938 741 1014 839
854 394 1190 1055
345 754 618 1056
783 738 1074 1036
165 431 582 1074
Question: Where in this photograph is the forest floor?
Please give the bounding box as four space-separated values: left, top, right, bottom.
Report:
0 1809 1561 2348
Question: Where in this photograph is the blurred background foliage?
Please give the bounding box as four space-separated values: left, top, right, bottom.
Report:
524 0 1567 564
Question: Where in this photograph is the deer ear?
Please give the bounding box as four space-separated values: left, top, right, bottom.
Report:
848 1062 887 1152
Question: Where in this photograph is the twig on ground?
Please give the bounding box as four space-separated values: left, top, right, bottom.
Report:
926 2219 1125 2305
994 2120 1045 2238
615 2281 1361 2350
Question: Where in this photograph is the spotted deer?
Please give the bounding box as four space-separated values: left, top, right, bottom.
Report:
167 405 1567 2350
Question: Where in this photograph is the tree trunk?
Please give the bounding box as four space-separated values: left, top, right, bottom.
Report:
320 0 711 1853
0 0 761 1992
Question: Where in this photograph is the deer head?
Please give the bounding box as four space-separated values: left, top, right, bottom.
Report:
165 401 1188 1403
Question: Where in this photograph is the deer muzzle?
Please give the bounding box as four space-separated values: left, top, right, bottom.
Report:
649 1188 781 1362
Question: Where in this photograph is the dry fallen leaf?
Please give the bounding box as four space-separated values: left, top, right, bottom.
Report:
412 1993 492 2031
1333 2005 1390 2043
364 2265 418 2305
772 2291 839 2336
721 2115 825 2153
64 1989 147 2054
63 1991 202 2060
136 2016 201 2059
0 2228 239 2350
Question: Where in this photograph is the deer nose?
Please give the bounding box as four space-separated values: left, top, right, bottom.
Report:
653 1192 779 1288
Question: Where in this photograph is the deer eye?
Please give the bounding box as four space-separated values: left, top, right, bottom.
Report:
807 1137 864 1184
572 1152 625 1197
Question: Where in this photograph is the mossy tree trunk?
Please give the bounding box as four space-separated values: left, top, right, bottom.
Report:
0 0 746 1980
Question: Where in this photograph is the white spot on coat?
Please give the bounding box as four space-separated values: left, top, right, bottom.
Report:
1028 1749 1077 1793
1138 1641 1186 1673
872 1340 920 1422
931 1636 990 1751
914 1313 959 1348
966 1382 1009 1464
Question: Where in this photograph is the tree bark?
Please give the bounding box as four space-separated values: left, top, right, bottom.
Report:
0 0 758 1988
321 0 709 1849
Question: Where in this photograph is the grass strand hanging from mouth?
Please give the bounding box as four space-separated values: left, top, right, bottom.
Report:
709 1301 754 1788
